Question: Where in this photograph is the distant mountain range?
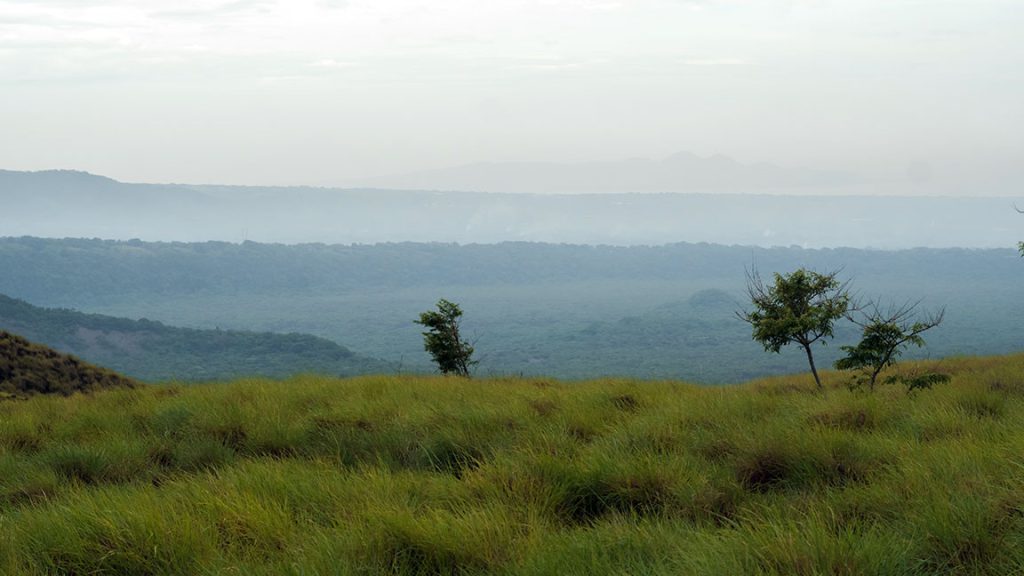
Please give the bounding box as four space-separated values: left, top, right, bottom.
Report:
362 152 865 194
0 294 391 382
1 166 1021 248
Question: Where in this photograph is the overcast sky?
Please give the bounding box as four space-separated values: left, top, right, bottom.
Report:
1 0 1021 190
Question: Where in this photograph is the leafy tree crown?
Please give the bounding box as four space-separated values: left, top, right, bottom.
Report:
834 301 944 391
415 299 477 377
743 268 850 353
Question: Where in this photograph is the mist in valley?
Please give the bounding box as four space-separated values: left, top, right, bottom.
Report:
2 168 1021 249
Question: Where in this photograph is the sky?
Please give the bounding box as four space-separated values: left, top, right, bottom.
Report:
0 0 1021 191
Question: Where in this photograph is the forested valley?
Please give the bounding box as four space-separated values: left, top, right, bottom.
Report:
1 237 1019 383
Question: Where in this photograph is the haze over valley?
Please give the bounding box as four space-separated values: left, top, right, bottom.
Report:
1 237 1019 384
3 168 1019 249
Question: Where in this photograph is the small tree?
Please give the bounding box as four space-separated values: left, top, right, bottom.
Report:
738 267 850 391
834 301 944 391
1016 205 1023 255
415 299 476 377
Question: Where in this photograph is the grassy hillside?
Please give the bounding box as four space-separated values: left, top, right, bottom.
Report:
0 330 136 398
0 294 391 382
0 355 1022 574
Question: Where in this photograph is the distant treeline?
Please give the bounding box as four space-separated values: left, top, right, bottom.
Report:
0 237 1020 383
0 236 1017 304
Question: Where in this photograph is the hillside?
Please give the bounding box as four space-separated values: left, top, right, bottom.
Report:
0 294 391 382
0 355 1021 574
0 330 136 398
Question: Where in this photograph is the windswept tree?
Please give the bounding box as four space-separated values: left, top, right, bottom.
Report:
1017 205 1023 256
835 300 944 391
415 299 477 377
738 268 850 391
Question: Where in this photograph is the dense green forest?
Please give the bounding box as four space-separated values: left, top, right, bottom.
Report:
0 294 390 382
0 237 1020 382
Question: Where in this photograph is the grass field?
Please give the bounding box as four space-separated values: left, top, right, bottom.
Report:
1 354 1023 575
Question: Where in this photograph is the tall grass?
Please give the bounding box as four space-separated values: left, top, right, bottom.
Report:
0 355 1022 574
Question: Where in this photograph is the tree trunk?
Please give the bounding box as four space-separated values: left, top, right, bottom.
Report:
802 343 823 391
869 366 884 391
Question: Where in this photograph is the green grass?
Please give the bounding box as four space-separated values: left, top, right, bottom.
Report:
1 355 1023 574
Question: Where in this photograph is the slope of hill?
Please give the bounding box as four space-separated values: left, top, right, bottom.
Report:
0 294 391 382
0 354 1021 574
0 330 136 397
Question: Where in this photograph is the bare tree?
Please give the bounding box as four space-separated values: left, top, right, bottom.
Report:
834 299 944 391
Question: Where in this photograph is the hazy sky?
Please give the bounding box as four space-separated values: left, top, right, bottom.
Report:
1 0 1021 190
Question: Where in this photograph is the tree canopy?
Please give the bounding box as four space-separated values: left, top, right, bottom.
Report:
739 268 850 390
834 301 944 390
415 299 477 377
